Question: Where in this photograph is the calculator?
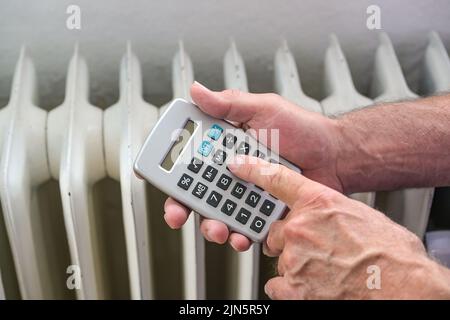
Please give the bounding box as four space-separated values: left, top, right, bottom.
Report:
134 99 300 242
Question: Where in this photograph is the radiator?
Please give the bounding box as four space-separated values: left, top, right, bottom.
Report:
0 32 449 300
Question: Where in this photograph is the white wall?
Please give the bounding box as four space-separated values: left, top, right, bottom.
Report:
0 0 449 108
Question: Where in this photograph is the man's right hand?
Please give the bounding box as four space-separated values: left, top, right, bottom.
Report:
163 81 342 251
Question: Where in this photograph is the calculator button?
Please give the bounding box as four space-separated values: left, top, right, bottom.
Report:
253 150 266 159
188 157 204 173
221 199 237 216
198 141 214 157
217 174 233 190
231 182 247 199
250 217 266 233
202 165 218 182
245 191 261 207
206 191 222 208
208 124 223 140
260 199 275 216
236 142 250 155
177 174 193 190
223 133 237 149
235 208 251 225
192 182 208 199
212 150 227 165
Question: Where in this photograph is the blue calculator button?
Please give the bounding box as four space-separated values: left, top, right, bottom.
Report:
207 124 223 140
198 141 213 157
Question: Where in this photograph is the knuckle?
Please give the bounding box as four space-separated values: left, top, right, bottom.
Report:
283 217 306 241
222 88 242 102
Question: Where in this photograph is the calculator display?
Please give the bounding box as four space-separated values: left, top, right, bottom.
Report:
160 120 197 171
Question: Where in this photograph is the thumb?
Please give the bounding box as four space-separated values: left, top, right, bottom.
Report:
190 81 281 123
228 156 323 208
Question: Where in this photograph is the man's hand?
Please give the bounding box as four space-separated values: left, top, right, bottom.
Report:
164 82 341 251
228 156 450 299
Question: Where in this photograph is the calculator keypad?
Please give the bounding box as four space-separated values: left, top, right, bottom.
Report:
217 174 232 190
221 199 237 216
206 191 222 207
245 191 261 208
192 182 208 199
178 174 193 190
175 123 290 239
188 157 203 173
231 182 247 199
202 165 218 182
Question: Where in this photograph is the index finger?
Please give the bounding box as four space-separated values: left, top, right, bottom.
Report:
228 156 322 207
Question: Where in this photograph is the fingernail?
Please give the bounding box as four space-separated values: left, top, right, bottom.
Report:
204 229 212 242
193 81 209 91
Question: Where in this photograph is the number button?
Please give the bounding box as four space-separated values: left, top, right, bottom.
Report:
231 182 247 199
212 150 227 165
188 157 203 173
217 174 232 190
221 199 237 216
223 133 237 149
260 199 275 216
198 141 213 157
202 165 218 182
250 217 266 233
235 208 251 225
192 182 208 199
253 150 265 159
245 191 261 207
208 124 223 140
206 191 222 208
236 142 250 155
177 174 193 190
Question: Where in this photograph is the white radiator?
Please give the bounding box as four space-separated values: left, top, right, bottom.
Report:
0 32 449 300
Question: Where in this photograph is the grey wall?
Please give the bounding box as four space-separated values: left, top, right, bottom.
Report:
0 0 449 109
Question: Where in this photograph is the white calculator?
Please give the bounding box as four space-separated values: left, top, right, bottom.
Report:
134 99 300 242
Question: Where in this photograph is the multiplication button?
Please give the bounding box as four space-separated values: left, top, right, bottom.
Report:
206 191 222 208
236 142 250 155
250 217 266 233
177 174 193 190
260 199 275 216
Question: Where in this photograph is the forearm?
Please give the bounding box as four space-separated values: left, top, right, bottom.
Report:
335 94 450 194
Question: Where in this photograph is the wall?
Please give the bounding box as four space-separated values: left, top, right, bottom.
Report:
0 0 449 109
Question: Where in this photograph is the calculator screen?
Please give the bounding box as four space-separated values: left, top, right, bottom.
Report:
160 119 198 171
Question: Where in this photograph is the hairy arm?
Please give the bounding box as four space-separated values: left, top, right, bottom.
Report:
336 94 450 194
